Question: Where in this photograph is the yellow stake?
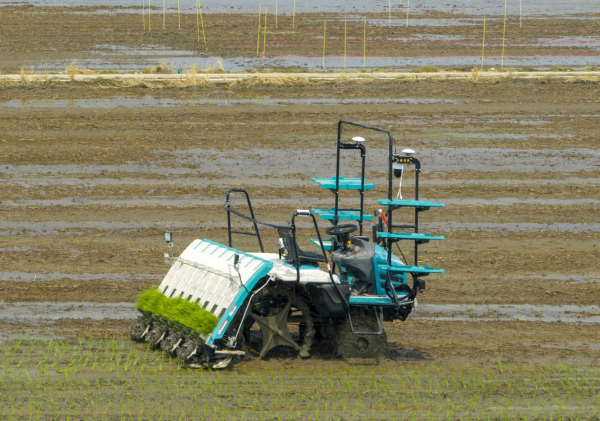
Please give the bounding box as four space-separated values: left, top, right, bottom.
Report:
163 0 165 29
257 4 262 57
142 0 145 31
196 0 200 43
344 18 347 72
322 21 326 71
363 17 366 71
481 16 486 70
292 0 296 29
198 0 207 44
177 0 181 30
263 8 267 57
148 0 151 31
501 0 507 69
275 0 278 28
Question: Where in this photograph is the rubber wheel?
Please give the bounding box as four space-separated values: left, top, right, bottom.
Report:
145 325 166 348
130 317 150 342
160 331 182 354
242 285 314 359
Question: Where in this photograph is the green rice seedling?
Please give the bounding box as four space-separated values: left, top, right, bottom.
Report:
136 288 218 335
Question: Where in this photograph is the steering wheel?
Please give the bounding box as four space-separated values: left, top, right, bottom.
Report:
326 224 358 236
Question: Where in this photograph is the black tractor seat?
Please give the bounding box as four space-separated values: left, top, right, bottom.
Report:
278 228 326 267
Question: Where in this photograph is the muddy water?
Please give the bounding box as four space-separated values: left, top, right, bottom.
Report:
2 197 599 208
415 304 600 325
1 302 598 325
0 271 161 282
3 220 598 236
169 147 600 175
490 274 600 284
5 147 596 179
1 96 464 109
6 0 599 16
0 302 138 323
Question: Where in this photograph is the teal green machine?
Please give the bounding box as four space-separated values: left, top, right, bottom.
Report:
131 120 445 366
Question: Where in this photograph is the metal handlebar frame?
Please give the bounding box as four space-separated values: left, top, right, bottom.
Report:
224 191 342 297
225 188 265 253
335 120 423 306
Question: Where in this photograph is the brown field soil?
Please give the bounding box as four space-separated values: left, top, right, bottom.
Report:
1 7 600 72
0 71 599 417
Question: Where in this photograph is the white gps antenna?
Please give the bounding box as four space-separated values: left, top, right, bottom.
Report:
352 136 365 143
395 148 417 200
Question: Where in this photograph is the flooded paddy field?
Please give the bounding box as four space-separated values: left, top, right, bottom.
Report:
1 1 600 73
0 74 599 418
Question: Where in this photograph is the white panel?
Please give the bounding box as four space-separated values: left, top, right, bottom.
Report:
158 239 270 318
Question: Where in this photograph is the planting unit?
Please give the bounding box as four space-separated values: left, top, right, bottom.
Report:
131 120 444 368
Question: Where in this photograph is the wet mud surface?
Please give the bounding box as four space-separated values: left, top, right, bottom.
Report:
0 74 599 417
0 6 600 72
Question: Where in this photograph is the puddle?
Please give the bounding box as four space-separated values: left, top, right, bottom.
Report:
428 178 600 186
0 148 598 189
426 222 600 233
2 219 598 237
91 44 197 57
0 220 209 236
438 198 600 206
415 304 600 325
31 50 600 73
534 342 600 350
7 175 600 190
0 272 161 282
512 36 600 50
457 133 575 140
3 196 599 209
5 0 600 16
0 196 334 208
0 302 597 326
0 302 138 324
1 96 463 109
0 327 84 341
169 147 600 176
490 274 600 284
0 246 45 252
222 54 600 72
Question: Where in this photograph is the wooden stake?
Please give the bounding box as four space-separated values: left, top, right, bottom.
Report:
257 4 262 57
275 0 278 29
322 21 326 71
388 0 391 28
177 0 181 30
196 0 201 44
263 8 267 58
148 0 151 31
142 0 145 31
501 0 507 69
519 0 522 28
481 16 486 70
344 18 347 72
292 0 296 29
162 0 165 29
363 17 366 71
405 0 409 28
197 0 207 45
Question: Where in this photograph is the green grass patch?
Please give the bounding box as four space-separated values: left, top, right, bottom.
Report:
412 65 440 73
136 289 219 336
